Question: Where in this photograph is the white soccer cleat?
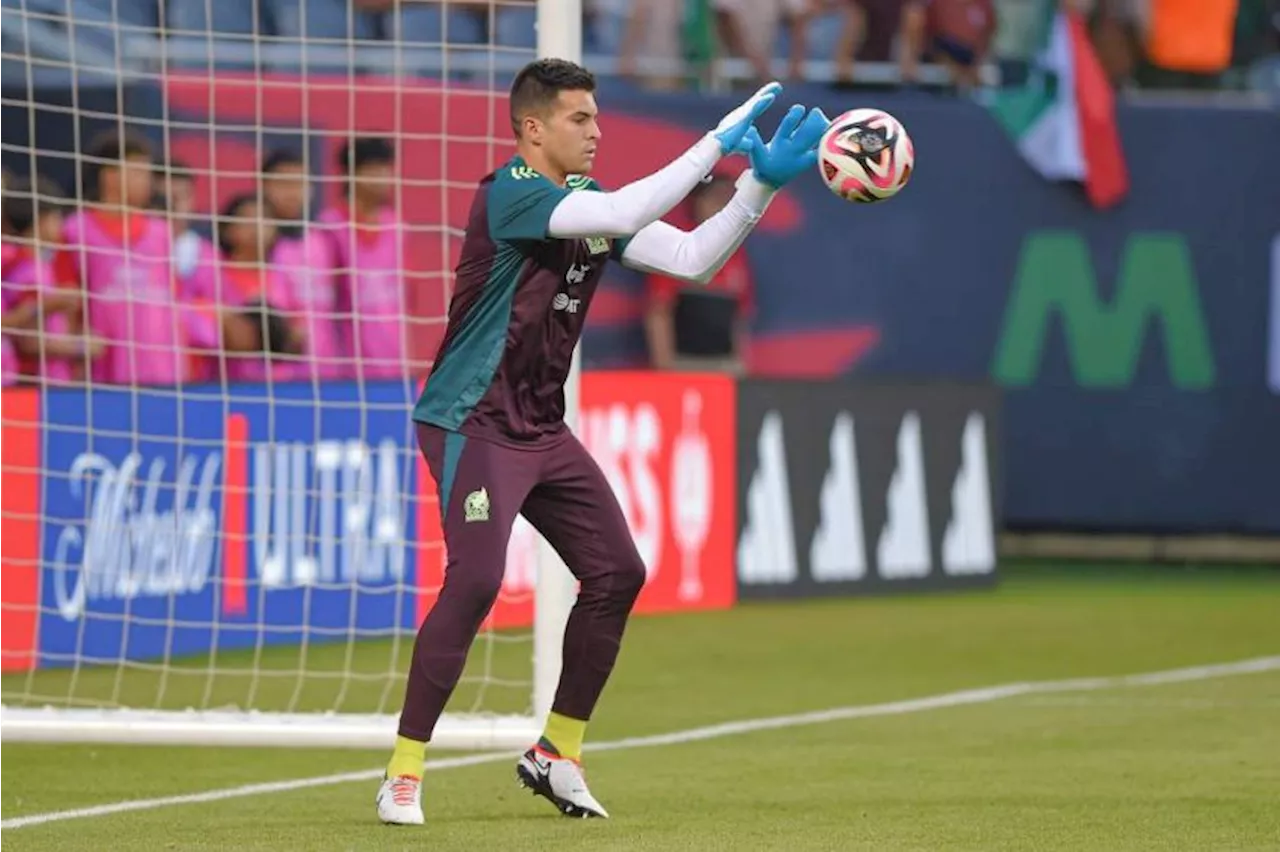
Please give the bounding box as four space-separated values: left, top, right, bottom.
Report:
375 774 424 825
516 745 610 819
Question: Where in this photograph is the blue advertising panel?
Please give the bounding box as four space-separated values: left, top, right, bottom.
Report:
37 381 425 667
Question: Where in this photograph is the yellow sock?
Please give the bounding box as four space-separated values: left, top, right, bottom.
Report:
540 712 587 761
387 735 427 779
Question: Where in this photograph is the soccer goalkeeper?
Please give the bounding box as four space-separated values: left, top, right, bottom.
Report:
377 58 828 825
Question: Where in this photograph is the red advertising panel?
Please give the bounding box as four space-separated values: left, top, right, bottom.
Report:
579 371 737 615
1 387 41 671
415 370 738 630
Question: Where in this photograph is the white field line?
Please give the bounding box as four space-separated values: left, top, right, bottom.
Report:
3 655 1277 831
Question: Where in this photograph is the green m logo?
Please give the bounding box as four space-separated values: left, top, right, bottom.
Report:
992 232 1215 389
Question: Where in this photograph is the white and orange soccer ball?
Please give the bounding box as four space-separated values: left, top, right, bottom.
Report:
818 108 914 203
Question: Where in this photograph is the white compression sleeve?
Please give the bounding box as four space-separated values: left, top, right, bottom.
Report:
546 135 722 239
617 172 777 283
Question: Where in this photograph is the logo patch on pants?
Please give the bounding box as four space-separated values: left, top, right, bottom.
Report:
464 487 490 523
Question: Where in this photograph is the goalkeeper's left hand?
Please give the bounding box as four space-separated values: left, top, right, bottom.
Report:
711 81 782 155
739 105 831 188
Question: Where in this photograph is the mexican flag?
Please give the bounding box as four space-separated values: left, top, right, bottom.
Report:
988 3 1129 209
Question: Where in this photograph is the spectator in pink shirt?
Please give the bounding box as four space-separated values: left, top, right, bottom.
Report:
1 279 34 386
319 136 407 382
57 130 270 387
1 285 23 386
262 148 344 382
54 129 196 386
157 160 225 385
186 193 303 384
2 176 102 384
160 160 218 297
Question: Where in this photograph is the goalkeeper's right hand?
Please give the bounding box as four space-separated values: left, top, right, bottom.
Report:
711 82 782 155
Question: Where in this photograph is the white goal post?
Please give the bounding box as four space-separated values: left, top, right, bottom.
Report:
0 0 580 750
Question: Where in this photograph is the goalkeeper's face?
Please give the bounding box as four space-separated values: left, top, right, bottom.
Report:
539 89 600 177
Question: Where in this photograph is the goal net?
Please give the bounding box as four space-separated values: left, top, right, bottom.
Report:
0 0 579 749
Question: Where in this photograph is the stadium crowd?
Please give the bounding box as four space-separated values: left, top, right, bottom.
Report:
1 132 408 388
7 0 1276 94
620 0 1278 95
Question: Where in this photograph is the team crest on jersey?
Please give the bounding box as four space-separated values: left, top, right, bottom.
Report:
510 166 539 181
585 237 611 255
463 487 490 523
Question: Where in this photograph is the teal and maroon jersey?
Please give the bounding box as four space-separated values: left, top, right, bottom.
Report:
413 156 630 446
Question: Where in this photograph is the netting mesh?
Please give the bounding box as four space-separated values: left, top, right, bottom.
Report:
1 0 542 727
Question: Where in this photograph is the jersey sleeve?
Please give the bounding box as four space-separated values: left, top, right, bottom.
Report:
487 165 574 242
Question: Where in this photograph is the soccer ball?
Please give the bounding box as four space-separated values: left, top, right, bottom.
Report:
818 108 914 203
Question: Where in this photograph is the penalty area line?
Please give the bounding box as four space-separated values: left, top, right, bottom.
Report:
4 654 1277 831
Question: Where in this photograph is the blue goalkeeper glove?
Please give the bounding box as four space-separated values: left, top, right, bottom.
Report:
711 81 782 155
742 105 831 188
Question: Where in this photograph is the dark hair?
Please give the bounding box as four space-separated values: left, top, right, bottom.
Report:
150 159 195 213
508 58 596 137
5 176 68 235
337 137 394 174
262 148 304 174
217 192 275 256
86 126 154 164
84 127 154 199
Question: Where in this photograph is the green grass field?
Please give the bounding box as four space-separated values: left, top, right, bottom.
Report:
3 562 1279 851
